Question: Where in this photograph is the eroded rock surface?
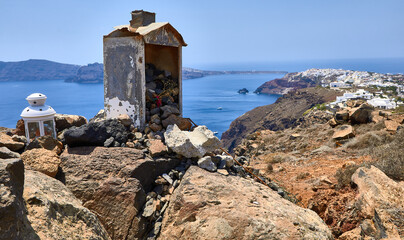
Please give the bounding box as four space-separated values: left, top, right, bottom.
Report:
21 148 61 177
60 146 180 240
341 166 404 239
23 170 110 240
159 166 333 239
0 158 26 240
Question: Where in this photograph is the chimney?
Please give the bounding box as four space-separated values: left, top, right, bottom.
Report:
130 10 155 28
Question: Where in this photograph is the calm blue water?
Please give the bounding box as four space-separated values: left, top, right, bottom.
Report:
0 74 282 137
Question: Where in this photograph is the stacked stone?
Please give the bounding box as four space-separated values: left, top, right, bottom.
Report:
145 64 181 133
143 160 191 239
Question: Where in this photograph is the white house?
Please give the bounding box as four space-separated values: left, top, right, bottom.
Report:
367 98 397 109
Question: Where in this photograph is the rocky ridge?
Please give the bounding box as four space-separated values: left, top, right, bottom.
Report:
221 87 341 151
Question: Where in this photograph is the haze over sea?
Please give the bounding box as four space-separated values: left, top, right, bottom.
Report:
1 58 404 137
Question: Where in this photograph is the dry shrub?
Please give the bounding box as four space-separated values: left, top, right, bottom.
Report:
370 128 404 181
354 122 385 135
335 163 369 189
344 130 393 150
266 153 297 164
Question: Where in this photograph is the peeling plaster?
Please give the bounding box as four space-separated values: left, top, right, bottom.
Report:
105 97 141 127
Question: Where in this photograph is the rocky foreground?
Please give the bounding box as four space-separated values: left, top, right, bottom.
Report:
1 110 334 240
1 91 404 239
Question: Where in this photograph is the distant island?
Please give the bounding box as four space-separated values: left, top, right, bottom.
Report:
0 59 287 83
0 59 80 82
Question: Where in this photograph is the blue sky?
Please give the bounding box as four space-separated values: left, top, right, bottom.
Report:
0 0 403 67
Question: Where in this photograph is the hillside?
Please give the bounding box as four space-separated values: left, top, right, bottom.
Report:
255 68 404 95
65 63 103 83
221 87 341 151
0 59 80 81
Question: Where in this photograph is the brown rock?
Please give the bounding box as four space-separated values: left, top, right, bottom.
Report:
350 166 404 239
332 125 355 140
349 104 374 124
23 170 111 240
328 118 338 127
26 135 63 154
384 120 400 132
55 113 88 132
21 148 61 177
159 166 333 239
390 114 404 124
0 158 25 239
12 118 25 136
371 111 384 124
162 114 192 130
60 147 180 240
117 114 132 127
0 132 25 151
148 139 167 157
149 123 163 132
335 110 349 123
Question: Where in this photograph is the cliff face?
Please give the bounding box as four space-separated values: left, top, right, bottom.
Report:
0 59 80 81
254 72 319 95
65 63 103 83
221 88 340 151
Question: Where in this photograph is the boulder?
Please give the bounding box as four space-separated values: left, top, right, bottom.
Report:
160 105 180 119
60 147 180 240
384 119 400 132
12 118 25 136
0 146 20 159
0 158 25 240
90 109 106 123
162 114 192 130
26 135 63 154
117 114 132 127
197 156 217 172
0 132 25 151
335 110 349 123
23 170 111 240
55 113 88 132
64 119 128 147
164 125 221 158
332 125 355 140
371 110 384 124
349 104 374 124
150 123 163 132
21 148 61 177
328 118 338 127
159 166 333 239
345 166 404 239
217 155 234 169
148 139 168 157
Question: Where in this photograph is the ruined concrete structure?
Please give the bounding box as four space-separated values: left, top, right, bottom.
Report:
103 10 187 129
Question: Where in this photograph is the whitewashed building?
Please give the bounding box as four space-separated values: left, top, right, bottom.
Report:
367 98 397 109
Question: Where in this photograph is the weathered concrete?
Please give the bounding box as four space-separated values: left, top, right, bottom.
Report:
104 37 145 128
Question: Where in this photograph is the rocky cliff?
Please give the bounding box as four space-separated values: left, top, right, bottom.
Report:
65 63 103 83
254 72 318 95
221 87 340 151
0 59 80 81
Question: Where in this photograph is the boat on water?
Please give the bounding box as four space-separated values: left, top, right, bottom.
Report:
217 107 223 110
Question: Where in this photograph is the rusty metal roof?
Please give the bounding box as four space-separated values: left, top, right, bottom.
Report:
109 22 187 47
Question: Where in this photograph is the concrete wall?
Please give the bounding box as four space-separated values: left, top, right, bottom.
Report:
104 36 146 128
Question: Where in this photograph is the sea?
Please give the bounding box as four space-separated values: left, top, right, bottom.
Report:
1 58 404 138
